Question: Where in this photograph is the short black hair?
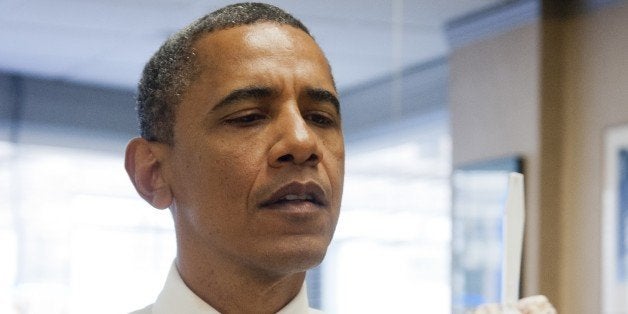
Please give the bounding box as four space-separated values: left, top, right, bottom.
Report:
136 2 311 144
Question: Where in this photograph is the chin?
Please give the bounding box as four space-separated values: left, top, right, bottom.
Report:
255 235 331 276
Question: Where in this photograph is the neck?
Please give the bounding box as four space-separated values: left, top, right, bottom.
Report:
175 249 307 314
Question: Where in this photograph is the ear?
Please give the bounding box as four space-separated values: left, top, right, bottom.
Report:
125 137 173 209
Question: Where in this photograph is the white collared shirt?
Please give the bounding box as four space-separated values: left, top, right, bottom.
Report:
130 263 322 314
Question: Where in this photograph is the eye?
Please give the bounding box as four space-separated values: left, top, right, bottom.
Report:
224 112 268 126
305 112 337 127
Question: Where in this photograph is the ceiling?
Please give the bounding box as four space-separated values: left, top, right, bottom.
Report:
0 0 505 91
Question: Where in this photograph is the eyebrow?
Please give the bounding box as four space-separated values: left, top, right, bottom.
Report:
305 88 340 113
211 86 273 112
210 85 340 113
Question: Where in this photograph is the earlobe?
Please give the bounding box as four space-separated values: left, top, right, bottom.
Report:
125 138 173 209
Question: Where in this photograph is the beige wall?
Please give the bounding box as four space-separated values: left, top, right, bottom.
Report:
450 2 628 313
450 21 543 297
559 3 628 313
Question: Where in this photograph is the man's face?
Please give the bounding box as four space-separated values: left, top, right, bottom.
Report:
162 23 344 277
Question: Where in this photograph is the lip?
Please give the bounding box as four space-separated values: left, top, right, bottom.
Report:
259 181 328 209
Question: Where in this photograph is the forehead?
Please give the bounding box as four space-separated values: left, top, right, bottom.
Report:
189 23 333 86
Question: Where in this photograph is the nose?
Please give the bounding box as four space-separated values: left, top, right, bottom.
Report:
268 105 323 168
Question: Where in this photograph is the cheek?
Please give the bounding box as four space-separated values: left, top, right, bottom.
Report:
324 140 345 209
173 145 264 236
196 144 262 207
326 137 345 183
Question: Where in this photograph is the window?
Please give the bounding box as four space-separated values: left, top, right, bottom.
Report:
321 116 452 313
0 142 175 314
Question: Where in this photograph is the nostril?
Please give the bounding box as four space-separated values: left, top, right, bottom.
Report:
278 154 293 162
274 153 320 165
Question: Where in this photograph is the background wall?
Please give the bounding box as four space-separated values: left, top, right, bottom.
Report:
449 20 542 299
449 1 628 312
559 2 628 312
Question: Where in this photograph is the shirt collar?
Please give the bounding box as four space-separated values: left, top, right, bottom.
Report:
151 262 314 314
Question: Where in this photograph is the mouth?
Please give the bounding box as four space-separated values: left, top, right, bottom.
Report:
259 181 328 209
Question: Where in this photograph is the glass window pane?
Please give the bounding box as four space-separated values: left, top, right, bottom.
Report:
0 142 175 314
322 126 451 313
